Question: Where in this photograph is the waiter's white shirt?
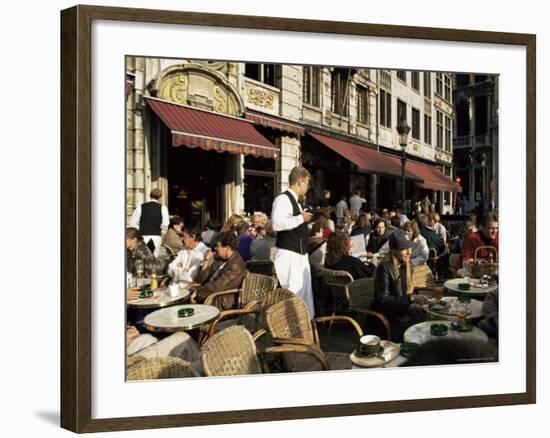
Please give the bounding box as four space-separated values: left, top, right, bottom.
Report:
349 194 366 216
128 199 170 257
128 199 170 232
271 188 315 317
336 199 348 219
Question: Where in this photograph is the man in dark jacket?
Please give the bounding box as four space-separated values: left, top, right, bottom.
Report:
189 231 247 310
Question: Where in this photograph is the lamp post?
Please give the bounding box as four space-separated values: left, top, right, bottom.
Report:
480 152 487 213
397 117 410 212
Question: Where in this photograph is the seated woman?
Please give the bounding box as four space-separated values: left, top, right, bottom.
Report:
324 231 374 279
126 227 164 276
373 231 429 342
366 218 391 256
189 231 247 309
402 220 429 267
350 213 372 239
236 220 256 262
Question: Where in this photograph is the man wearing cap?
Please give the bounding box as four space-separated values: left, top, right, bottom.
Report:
271 166 315 316
129 188 170 257
373 231 430 341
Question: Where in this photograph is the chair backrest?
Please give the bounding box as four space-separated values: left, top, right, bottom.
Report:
246 259 276 277
127 357 198 380
239 272 278 306
320 268 354 288
320 268 354 303
347 277 376 310
257 288 296 328
201 325 262 376
412 264 436 289
265 297 314 344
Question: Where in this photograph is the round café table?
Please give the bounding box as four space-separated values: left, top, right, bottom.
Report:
143 304 220 333
126 287 190 310
444 278 498 298
424 297 483 321
404 320 489 345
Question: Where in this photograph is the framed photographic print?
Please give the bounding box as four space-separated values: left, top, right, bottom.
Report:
60 4 536 433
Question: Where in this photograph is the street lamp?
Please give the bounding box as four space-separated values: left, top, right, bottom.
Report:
479 152 487 213
396 117 410 212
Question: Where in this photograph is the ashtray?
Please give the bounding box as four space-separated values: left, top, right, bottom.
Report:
139 288 153 299
428 302 445 312
430 323 449 336
451 320 474 332
400 342 420 358
458 283 471 291
178 307 195 318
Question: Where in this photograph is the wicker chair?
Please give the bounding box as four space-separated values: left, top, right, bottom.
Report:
127 357 198 380
347 277 392 341
265 297 363 371
201 325 327 376
246 259 277 279
320 268 391 340
202 272 278 342
411 264 444 298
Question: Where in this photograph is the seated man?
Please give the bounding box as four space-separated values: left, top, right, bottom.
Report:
167 224 209 285
189 231 247 309
417 214 445 255
126 325 202 374
460 213 499 267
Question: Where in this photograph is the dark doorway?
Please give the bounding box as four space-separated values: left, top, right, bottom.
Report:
167 146 226 228
244 174 275 215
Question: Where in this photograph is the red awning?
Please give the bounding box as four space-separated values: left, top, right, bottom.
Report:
309 132 422 181
245 110 305 136
145 97 279 158
406 161 463 192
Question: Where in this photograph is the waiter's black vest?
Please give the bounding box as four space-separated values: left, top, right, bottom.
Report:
275 191 309 255
139 201 162 236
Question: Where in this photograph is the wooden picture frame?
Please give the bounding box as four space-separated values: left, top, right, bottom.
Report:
60 4 536 433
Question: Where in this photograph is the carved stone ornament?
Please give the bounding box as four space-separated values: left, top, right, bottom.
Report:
158 64 244 116
159 74 188 105
246 86 275 108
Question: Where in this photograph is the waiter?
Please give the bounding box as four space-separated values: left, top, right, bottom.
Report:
128 188 169 257
271 166 315 316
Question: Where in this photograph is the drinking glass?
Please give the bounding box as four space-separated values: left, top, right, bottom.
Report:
135 259 144 278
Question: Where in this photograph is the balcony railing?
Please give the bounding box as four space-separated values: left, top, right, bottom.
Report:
453 134 490 149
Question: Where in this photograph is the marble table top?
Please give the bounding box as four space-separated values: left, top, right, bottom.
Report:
144 304 220 333
444 278 498 296
404 320 489 345
126 287 190 309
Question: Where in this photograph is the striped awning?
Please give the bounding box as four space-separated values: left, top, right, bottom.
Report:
245 110 305 136
407 161 463 192
145 97 279 158
309 132 422 181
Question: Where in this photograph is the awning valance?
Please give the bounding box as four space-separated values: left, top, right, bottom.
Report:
145 97 279 159
406 161 463 192
245 110 305 136
309 132 422 181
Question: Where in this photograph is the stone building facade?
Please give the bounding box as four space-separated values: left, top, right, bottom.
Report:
126 58 458 226
452 74 499 213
